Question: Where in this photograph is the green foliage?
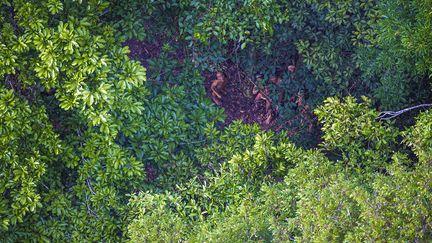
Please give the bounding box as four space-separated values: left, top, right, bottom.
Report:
315 96 400 170
356 0 432 109
0 88 60 229
1 0 147 137
127 193 187 242
1 0 432 241
405 110 432 162
180 0 289 46
119 48 225 188
191 197 274 242
128 97 432 242
373 0 432 75
287 1 376 86
0 0 148 241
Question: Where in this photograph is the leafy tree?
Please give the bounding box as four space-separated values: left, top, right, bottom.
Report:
0 88 61 229
1 1 228 240
128 97 432 242
1 0 432 241
357 0 432 109
0 0 147 241
119 47 225 188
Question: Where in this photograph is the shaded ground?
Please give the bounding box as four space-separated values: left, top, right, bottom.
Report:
125 39 319 143
125 39 277 129
202 61 277 129
123 39 162 68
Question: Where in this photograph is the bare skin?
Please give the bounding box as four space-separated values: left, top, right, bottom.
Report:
210 72 227 105
288 65 296 73
253 84 274 125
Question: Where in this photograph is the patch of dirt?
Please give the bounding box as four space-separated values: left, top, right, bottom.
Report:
145 164 157 182
203 61 277 130
125 39 303 132
5 73 37 102
123 39 162 68
124 38 186 80
125 39 278 129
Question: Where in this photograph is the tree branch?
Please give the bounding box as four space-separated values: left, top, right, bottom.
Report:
377 104 432 121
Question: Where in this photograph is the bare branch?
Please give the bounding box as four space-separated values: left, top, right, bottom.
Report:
377 104 432 121
85 194 99 218
86 177 96 195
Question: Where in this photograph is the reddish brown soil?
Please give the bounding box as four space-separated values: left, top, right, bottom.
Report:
125 39 277 129
123 39 162 68
203 62 277 129
125 39 321 141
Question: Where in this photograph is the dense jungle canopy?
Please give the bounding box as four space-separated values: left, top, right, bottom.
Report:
1 0 432 241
